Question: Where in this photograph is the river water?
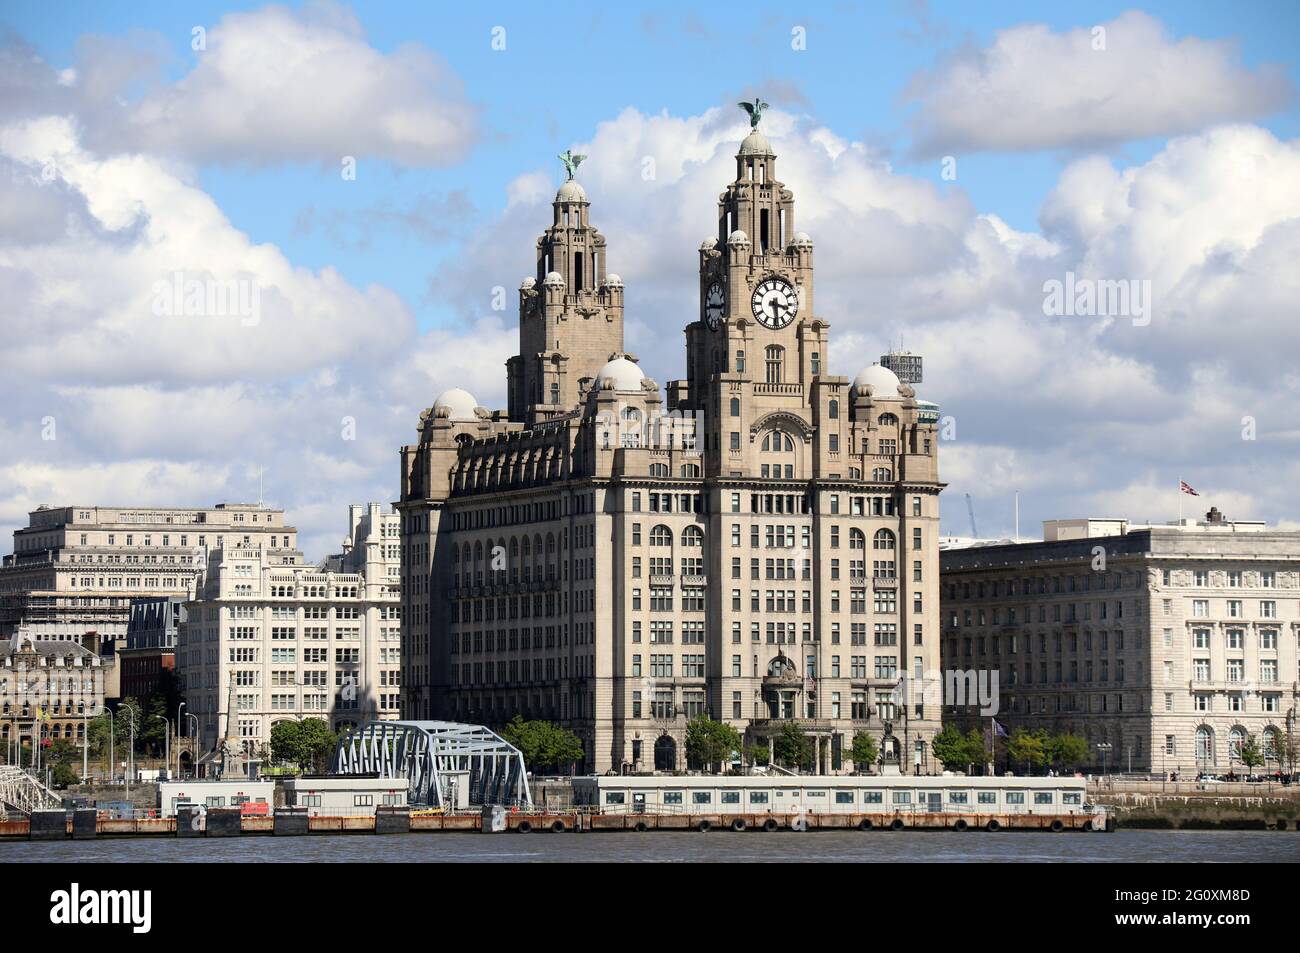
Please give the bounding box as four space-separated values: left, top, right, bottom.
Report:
3 830 1295 863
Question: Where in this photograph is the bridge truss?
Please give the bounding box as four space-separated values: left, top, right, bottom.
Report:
0 766 62 819
332 721 532 810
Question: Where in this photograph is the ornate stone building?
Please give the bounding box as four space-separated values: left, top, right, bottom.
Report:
399 114 944 774
940 511 1300 775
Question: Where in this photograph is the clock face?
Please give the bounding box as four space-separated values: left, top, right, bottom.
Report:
704 282 725 330
751 276 798 329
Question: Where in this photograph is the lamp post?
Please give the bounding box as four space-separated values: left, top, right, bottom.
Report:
177 701 186 778
152 715 169 780
80 709 89 783
125 706 136 799
186 712 199 777
106 707 115 786
1096 742 1113 779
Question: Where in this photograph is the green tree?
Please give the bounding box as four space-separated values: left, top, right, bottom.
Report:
44 739 82 788
931 725 971 770
1007 728 1048 774
685 716 742 774
744 741 770 767
270 718 337 772
850 732 878 772
499 717 584 773
1045 733 1089 772
1238 735 1265 773
773 722 815 772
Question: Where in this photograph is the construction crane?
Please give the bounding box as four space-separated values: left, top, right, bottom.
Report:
965 493 978 538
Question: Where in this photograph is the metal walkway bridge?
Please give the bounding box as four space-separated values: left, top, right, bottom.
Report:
0 766 62 819
332 721 532 810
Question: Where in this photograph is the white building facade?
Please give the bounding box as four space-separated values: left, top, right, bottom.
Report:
177 504 401 757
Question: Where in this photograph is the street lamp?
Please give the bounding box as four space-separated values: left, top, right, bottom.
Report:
152 715 169 780
125 707 136 798
1096 742 1113 778
186 712 199 777
105 707 115 786
177 701 186 778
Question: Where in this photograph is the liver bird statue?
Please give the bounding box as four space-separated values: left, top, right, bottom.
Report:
558 149 587 181
738 97 769 130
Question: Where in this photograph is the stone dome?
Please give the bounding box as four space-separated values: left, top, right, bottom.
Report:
852 363 903 400
555 179 588 203
595 357 645 391
433 388 480 421
792 231 813 248
738 130 774 156
699 236 718 251
727 229 750 245
543 270 565 286
603 273 623 287
520 276 536 290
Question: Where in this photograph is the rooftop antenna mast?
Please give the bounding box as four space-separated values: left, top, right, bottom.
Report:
965 493 978 538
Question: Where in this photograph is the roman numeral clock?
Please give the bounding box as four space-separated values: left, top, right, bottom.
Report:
751 276 798 329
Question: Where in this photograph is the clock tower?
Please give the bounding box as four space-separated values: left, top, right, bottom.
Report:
507 152 626 426
674 105 827 476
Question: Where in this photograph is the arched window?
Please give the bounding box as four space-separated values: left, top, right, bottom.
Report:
650 525 673 547
1196 726 1214 762
550 382 560 405
736 350 746 372
828 399 838 419
682 526 704 549
849 529 865 550
1229 727 1246 759
873 529 896 551
878 413 898 426
872 467 893 481
730 398 740 417
1264 727 1280 760
765 345 784 384
761 430 794 452
649 463 669 477
679 463 701 478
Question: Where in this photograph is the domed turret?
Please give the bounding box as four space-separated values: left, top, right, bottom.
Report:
739 130 774 156
543 270 565 287
555 179 587 203
433 388 480 421
594 357 646 391
603 273 623 288
852 364 903 400
792 231 813 249
727 229 750 246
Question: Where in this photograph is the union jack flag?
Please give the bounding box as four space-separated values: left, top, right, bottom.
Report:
1180 481 1199 496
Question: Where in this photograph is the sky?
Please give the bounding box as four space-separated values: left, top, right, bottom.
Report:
1 0 1298 558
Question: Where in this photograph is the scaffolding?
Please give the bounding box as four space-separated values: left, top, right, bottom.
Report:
332 721 532 810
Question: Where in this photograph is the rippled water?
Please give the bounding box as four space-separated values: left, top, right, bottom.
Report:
3 830 1296 863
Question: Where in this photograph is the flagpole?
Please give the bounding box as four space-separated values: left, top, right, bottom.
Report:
1178 477 1183 524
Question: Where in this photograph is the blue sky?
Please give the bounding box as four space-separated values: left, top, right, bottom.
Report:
7 0 1297 333
1 1 1298 555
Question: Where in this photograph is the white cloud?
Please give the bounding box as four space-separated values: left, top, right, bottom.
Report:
130 3 475 166
904 11 1292 154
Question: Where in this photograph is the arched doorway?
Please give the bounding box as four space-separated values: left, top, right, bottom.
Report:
654 734 677 772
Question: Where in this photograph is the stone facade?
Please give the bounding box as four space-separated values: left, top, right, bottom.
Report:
0 503 297 698
2 631 106 753
176 504 401 757
940 512 1300 775
399 125 945 775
